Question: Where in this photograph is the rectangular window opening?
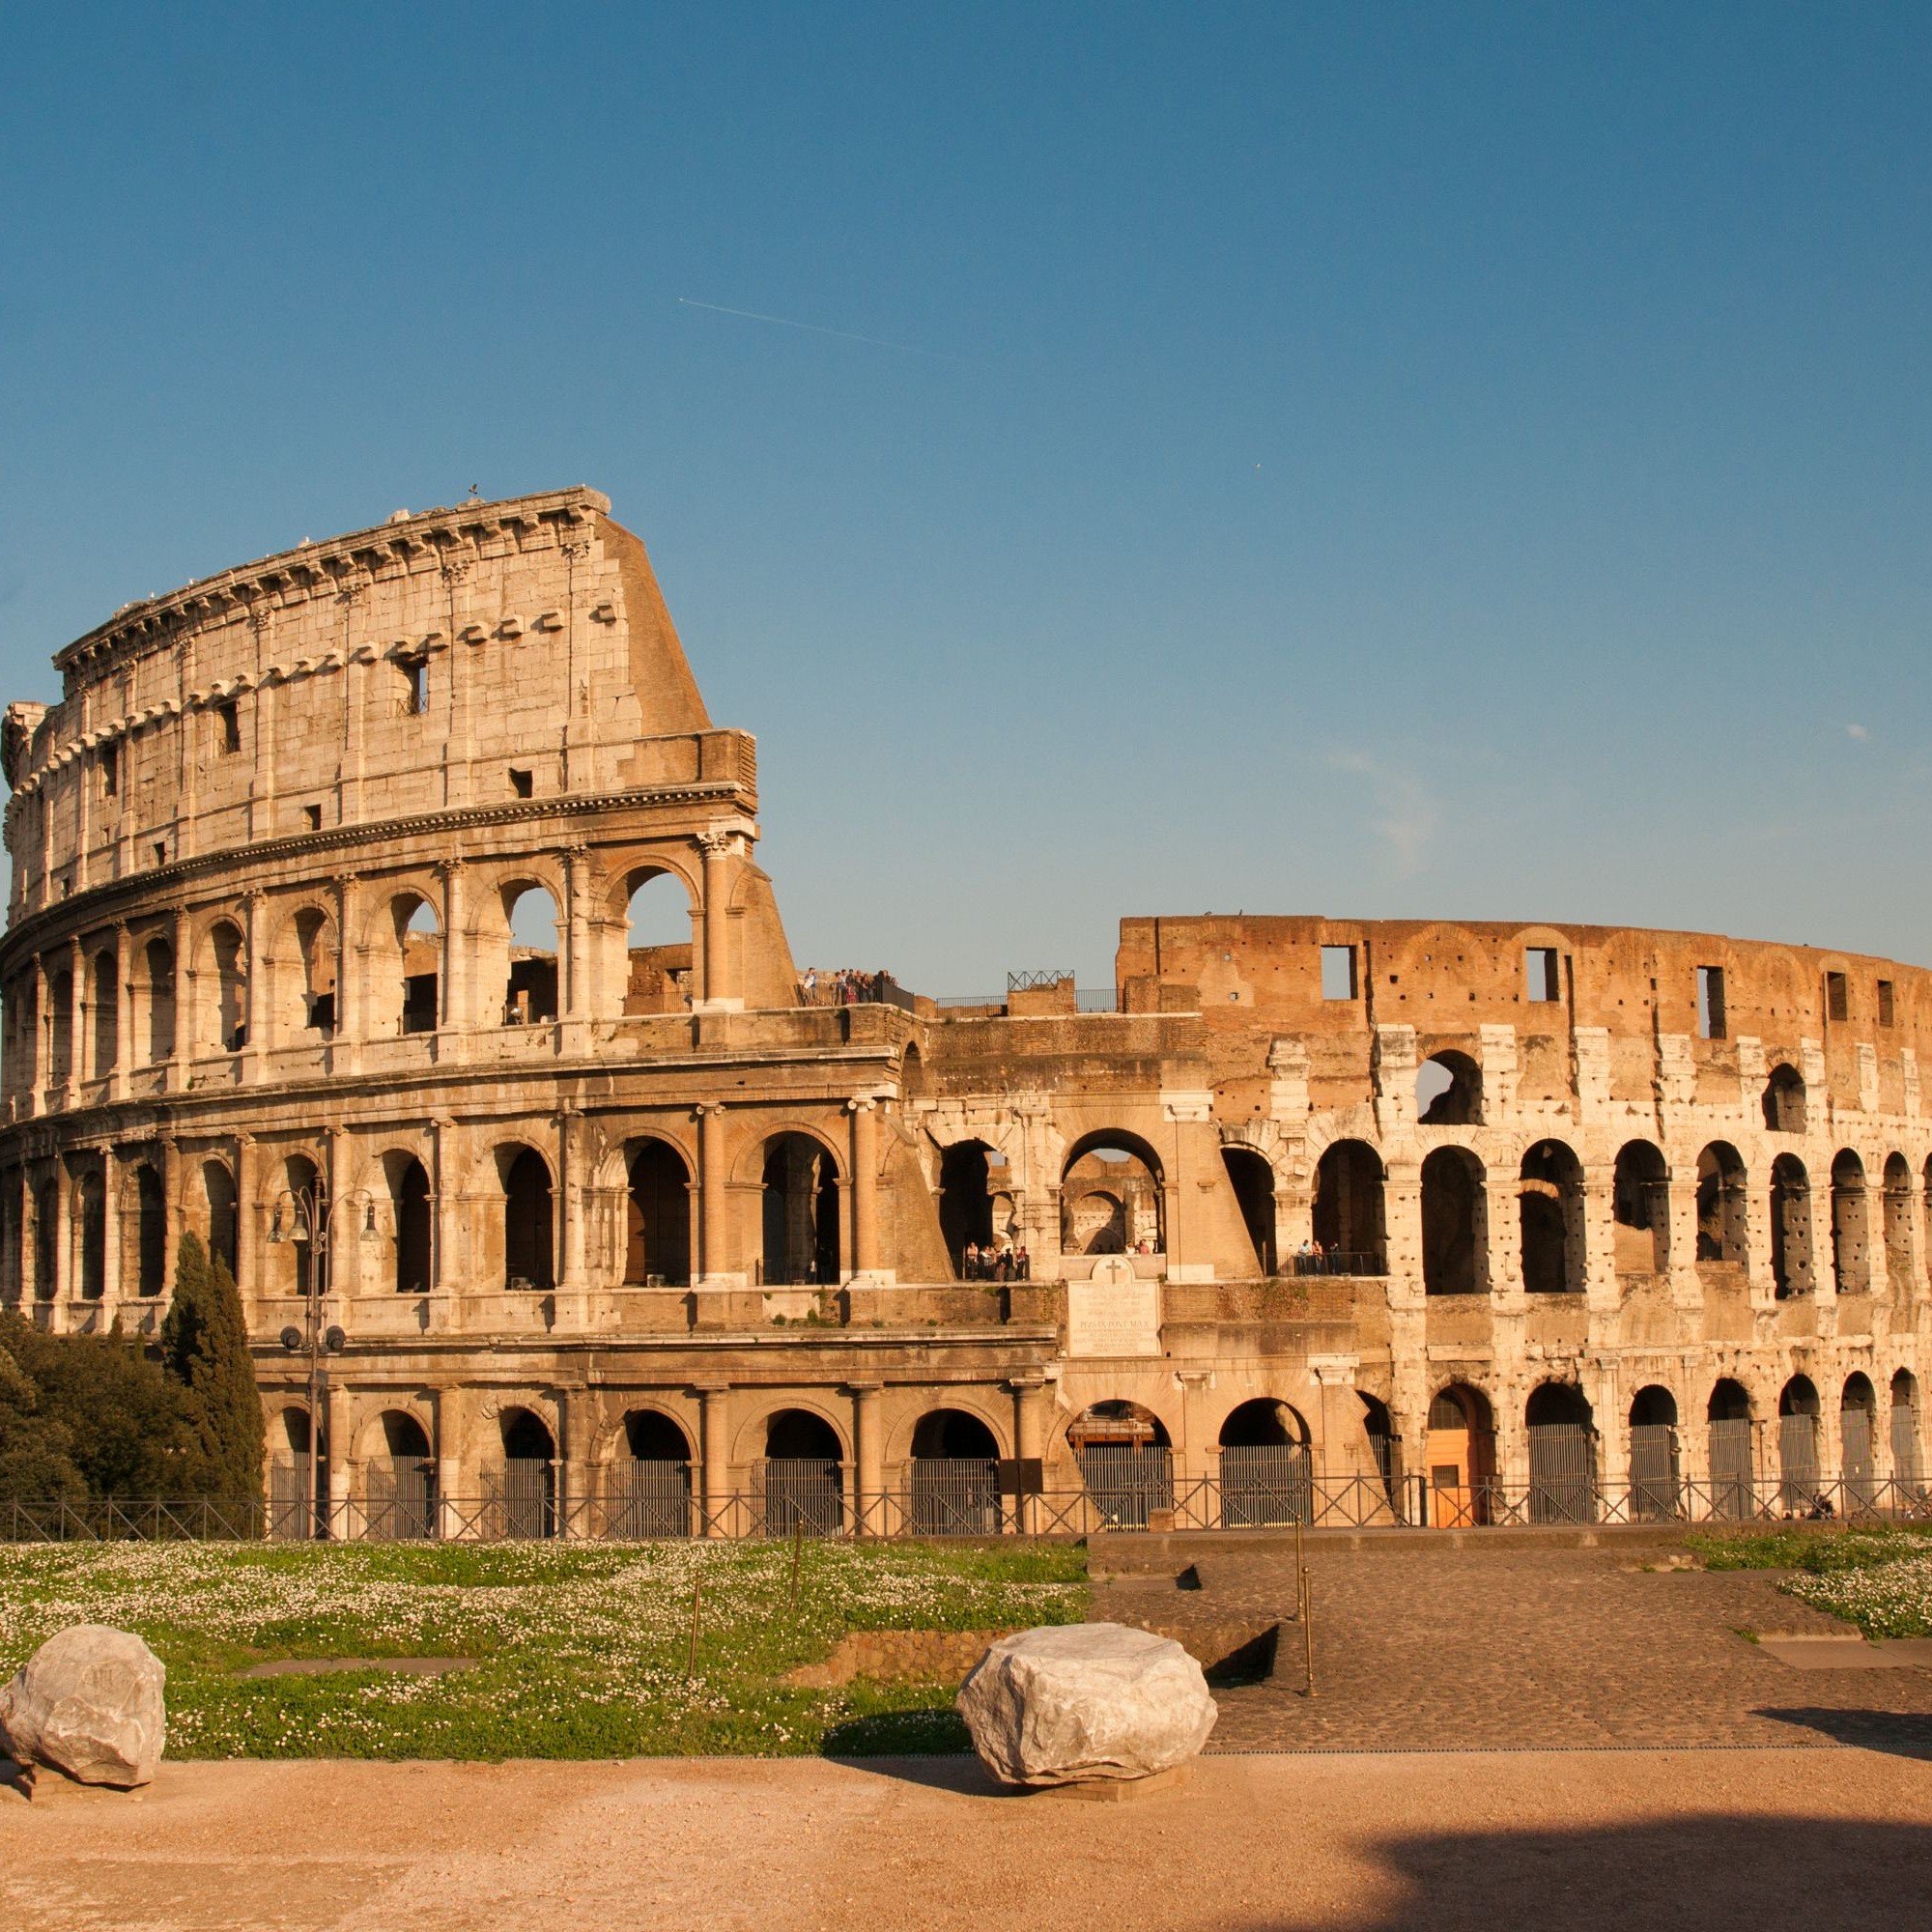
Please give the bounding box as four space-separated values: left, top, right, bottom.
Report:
1878 980 1895 1028
151 842 167 867
303 804 323 832
1696 965 1727 1040
509 767 533 799
1320 944 1358 1001
215 700 241 754
400 656 429 717
1525 948 1560 1003
1826 971 1849 1023
100 745 119 798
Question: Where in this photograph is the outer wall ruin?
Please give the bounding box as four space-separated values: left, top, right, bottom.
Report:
0 488 1924 1529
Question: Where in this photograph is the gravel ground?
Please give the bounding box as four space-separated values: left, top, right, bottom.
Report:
4 1747 1929 1931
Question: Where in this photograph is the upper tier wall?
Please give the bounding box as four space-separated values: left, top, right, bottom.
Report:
2 490 735 915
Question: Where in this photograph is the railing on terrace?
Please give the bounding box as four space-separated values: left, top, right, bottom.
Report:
9 1475 1932 1544
1287 1251 1387 1278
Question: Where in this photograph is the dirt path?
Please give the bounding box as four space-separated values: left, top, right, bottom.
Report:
4 1747 1929 1931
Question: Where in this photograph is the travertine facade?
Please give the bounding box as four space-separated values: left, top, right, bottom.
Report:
1 489 1924 1529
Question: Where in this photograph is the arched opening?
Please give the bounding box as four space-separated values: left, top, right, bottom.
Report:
48 967 73 1082
1707 1378 1756 1519
1417 1050 1483 1125
1763 1064 1806 1134
1420 1146 1486 1295
1695 1143 1748 1265
1883 1153 1913 1293
1776 1376 1823 1513
1890 1370 1923 1491
1069 1400 1173 1528
1612 1141 1670 1274
899 1040 927 1101
366 1410 435 1541
625 1141 692 1286
1525 1382 1597 1524
397 898 440 1035
938 1140 997 1275
1358 1392 1400 1504
1061 1133 1165 1255
500 1147 554 1291
1830 1151 1870 1295
1627 1385 1681 1520
269 1406 319 1540
1519 1140 1582 1293
759 1408 844 1535
1771 1154 1813 1298
760 1133 838 1286
908 1407 1002 1534
1221 1147 1277 1276
75 1170 105 1300
1311 1140 1386 1274
202 1160 237 1277
502 884 559 1025
206 921 247 1053
611 1409 694 1538
1424 1383 1495 1527
134 1164 165 1296
1840 1373 1879 1509
384 1153 432 1294
279 1154 327 1297
33 1179 56 1299
142 938 175 1065
279 907 337 1040
496 1408 557 1539
622 869 695 1014
90 951 117 1077
1217 1398 1312 1526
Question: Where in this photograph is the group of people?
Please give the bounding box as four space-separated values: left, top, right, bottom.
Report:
961 1241 1031 1282
799 967 902 1008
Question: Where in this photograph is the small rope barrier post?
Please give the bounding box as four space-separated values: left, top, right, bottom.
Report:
789 1520 805 1608
1296 1515 1316 1697
687 1575 703 1682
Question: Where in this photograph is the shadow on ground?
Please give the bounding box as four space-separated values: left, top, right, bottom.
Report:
1753 1706 1932 1759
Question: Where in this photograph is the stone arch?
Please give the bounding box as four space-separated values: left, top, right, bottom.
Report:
379 1149 433 1295
1830 1150 1870 1295
1841 1371 1880 1505
355 1404 434 1463
1776 1374 1823 1511
1217 1396 1311 1445
72 1166 105 1300
201 1157 238 1276
757 1130 841 1286
1627 1382 1682 1520
755 1406 847 1534
1420 1145 1486 1294
1424 1381 1496 1526
624 1136 692 1286
1312 1139 1386 1271
1067 1399 1174 1528
1061 1129 1165 1255
890 1395 1012 1464
494 1405 558 1539
491 873 564 1027
140 934 175 1065
197 917 248 1055
497 1142 555 1291
47 963 73 1082
1763 1063 1806 1134
127 1160 165 1297
1696 1142 1748 1265
1525 1380 1597 1524
606 1405 696 1536
1771 1153 1814 1298
731 1397 852 1467
270 901 338 1042
1612 1141 1670 1273
88 947 117 1078
1890 1369 1923 1488
272 1151 328 1298
1417 1048 1483 1125
615 863 700 1016
1882 1152 1914 1291
937 1138 1001 1274
1519 1139 1583 1293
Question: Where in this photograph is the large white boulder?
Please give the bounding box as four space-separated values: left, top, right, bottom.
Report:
0 1623 167 1788
956 1622 1216 1786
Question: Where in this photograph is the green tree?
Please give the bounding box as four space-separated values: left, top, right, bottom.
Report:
160 1232 266 1499
0 1332 86 1502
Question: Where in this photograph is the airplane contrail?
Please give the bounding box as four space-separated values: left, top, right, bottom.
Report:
676 297 968 362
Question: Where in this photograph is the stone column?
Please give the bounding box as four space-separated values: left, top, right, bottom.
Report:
333 875 361 1073
1012 1378 1045 1533
559 1387 591 1538
326 1379 352 1540
697 1104 730 1285
28 954 45 1108
562 846 588 1017
851 1383 883 1536
241 891 265 1080
849 1097 880 1282
111 923 131 1102
168 908 189 1083
1381 1162 1423 1293
439 859 468 1037
51 1158 71 1308
697 831 740 1009
434 1389 463 1541
557 1110 588 1294
64 936 83 1096
99 1147 120 1318
1582 1176 1619 1308
325 1126 357 1300
159 1137 181 1301
235 1132 258 1299
698 1383 730 1537
431 1118 459 1302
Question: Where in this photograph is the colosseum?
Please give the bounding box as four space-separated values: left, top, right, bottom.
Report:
1 486 1925 1538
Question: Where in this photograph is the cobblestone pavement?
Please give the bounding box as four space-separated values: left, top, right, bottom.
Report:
1087 1530 1932 1751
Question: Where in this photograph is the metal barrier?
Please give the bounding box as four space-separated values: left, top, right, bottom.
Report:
8 1474 1932 1544
1287 1252 1388 1278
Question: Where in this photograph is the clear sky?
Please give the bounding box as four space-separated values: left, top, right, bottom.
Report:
3 5 1928 994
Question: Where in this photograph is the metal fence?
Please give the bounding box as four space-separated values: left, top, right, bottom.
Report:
9 1472 1932 1545
1218 1444 1314 1527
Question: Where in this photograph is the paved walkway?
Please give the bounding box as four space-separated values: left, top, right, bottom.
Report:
4 1750 1929 1931
1088 1531 1932 1750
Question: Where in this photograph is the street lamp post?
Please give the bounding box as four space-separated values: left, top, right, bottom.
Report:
270 1182 376 1537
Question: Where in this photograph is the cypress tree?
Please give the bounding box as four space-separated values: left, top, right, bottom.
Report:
161 1231 266 1499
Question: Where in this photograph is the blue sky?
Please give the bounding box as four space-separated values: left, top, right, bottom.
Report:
3 5 1928 992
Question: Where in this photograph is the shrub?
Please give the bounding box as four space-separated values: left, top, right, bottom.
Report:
161 1233 266 1500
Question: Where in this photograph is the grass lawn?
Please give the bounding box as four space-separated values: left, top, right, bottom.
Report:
1686 1522 1932 1638
0 1538 1087 1760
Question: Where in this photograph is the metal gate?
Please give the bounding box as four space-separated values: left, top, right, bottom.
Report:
1707 1418 1757 1519
1219 1444 1313 1526
366 1457 437 1540
488 1457 556 1540
1777 1413 1821 1513
907 1458 1002 1535
1077 1444 1174 1528
1892 1400 1924 1491
757 1458 843 1536
1841 1406 1876 1509
270 1458 315 1540
608 1459 692 1538
1626 1424 1681 1521
1526 1424 1597 1523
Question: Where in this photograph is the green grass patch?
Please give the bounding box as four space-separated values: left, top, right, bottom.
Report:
0 1537 1086 1760
1686 1523 1932 1639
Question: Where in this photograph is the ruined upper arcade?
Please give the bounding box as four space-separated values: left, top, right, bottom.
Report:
0 491 1924 1535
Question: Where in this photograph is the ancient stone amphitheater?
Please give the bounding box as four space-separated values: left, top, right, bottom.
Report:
2 487 1924 1536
